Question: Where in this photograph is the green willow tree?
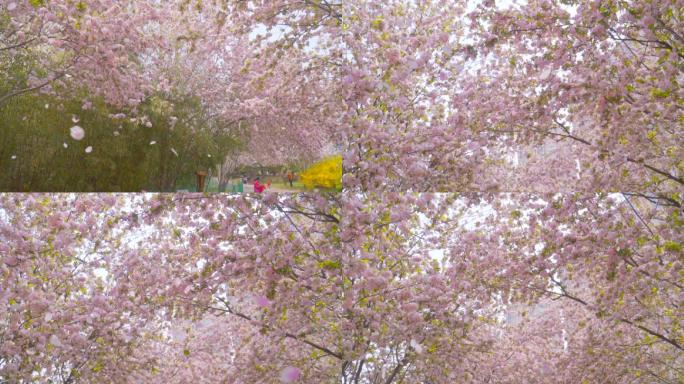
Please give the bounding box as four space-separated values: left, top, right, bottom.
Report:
0 91 244 191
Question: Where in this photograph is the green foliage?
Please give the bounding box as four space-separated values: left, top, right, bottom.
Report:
663 241 682 253
0 91 243 191
651 88 670 99
317 260 341 270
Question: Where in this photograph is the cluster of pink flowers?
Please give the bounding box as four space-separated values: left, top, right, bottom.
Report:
1 0 682 383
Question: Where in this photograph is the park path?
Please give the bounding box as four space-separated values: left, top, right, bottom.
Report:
239 182 300 193
267 185 300 193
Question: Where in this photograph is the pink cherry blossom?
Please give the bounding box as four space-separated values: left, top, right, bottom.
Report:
1 1 682 383
253 295 270 308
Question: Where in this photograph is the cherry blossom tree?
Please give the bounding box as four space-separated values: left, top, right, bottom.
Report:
2 192 680 383
1 1 682 383
0 194 160 382
462 0 683 194
276 0 681 195
0 1 169 107
1 0 341 174
3 1 680 186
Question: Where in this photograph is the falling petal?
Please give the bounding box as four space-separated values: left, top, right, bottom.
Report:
70 126 85 141
85 146 93 154
63 143 68 148
279 366 301 383
49 335 63 348
11 155 17 160
253 295 270 308
410 339 423 354
171 148 179 157
192 317 215 332
207 154 212 158
150 141 157 145
169 326 187 343
45 103 49 109
539 67 552 81
72 115 80 123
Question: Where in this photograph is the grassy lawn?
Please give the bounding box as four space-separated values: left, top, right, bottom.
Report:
270 181 306 190
270 181 341 193
175 179 342 193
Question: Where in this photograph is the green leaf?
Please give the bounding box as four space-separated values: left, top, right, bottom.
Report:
92 361 103 372
651 88 670 99
317 260 341 270
371 16 384 30
663 241 682 253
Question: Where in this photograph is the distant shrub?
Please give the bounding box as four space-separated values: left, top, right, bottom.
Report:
299 155 342 191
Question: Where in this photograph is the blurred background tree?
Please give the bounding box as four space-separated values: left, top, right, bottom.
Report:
0 90 245 191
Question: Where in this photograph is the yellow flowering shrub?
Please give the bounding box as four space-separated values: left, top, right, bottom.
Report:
299 155 342 190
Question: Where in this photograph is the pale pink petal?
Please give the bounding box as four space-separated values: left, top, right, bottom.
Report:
70 126 85 141
49 335 63 348
253 294 270 308
279 366 301 383
410 339 423 354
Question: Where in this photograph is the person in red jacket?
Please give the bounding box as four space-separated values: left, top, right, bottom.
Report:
253 177 266 193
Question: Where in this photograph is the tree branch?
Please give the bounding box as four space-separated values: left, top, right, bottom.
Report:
0 71 67 105
353 358 365 383
0 37 37 51
552 120 684 186
622 193 681 209
213 299 345 360
621 193 656 238
550 279 683 351
384 355 410 384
